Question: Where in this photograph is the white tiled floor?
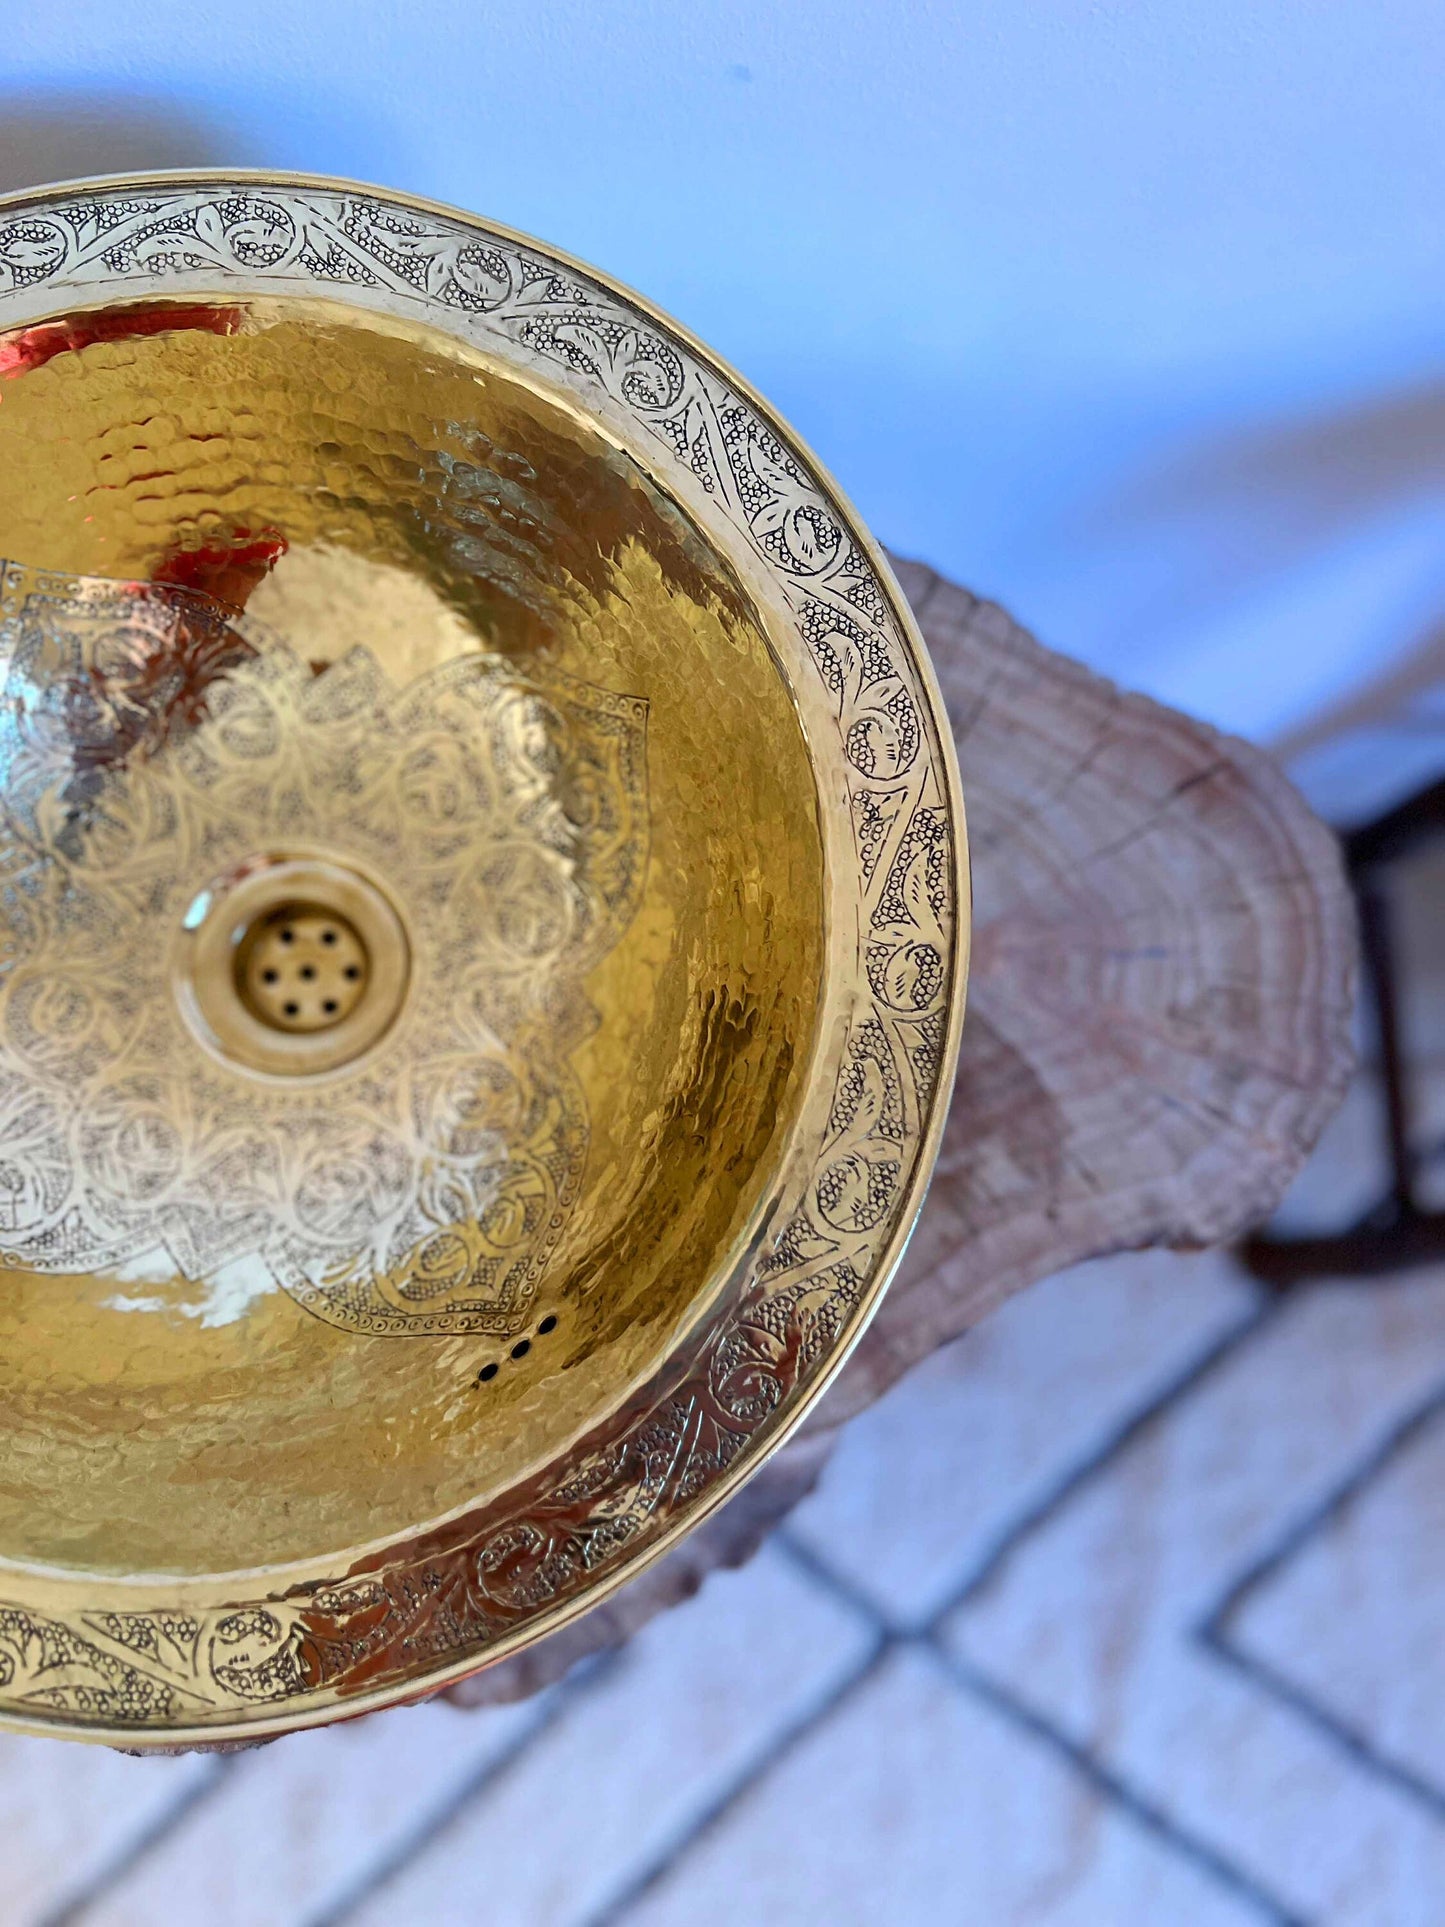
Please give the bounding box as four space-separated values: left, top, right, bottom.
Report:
940 1268 1445 1927
0 1737 210 1922
622 1647 1258 1927
345 1548 875 1927
787 1247 1257 1628
17 1236 1445 1926
1228 1391 1445 1796
70 1690 555 1927
3 859 1443 1925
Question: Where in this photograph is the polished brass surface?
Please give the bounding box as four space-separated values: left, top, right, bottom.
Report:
0 175 967 1744
0 303 820 1572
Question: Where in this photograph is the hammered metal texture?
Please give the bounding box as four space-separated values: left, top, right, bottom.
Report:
0 177 966 1743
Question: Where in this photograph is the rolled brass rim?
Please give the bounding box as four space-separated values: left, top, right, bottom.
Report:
0 170 968 1746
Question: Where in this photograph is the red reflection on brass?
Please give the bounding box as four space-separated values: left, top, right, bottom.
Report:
153 529 288 610
0 303 242 380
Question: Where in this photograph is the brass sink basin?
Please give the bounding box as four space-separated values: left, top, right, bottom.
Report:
0 173 967 1744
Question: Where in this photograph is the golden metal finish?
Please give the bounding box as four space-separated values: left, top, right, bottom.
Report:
0 173 968 1745
176 853 412 1078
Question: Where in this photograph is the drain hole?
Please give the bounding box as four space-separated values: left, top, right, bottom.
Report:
475 1315 559 1387
235 900 372 1036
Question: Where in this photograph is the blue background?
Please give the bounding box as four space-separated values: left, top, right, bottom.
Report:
2 1 1443 800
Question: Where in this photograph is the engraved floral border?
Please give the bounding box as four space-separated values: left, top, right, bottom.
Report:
0 179 963 1737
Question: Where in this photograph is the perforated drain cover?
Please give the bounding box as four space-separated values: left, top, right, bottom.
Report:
175 853 410 1079
236 904 370 1033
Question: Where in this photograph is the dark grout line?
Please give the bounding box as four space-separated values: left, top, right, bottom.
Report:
778 1300 1328 1923
1202 1634 1445 1827
38 1754 239 1927
933 1648 1311 1927
397 1253 1445 1927
319 1544 893 1927
935 1297 1280 1622
572 1577 1306 1927
1195 1369 1445 1823
784 1520 1309 1927
781 1294 1280 1643
1201 1372 1445 1639
581 1638 891 1927
307 1654 623 1927
775 1525 907 1635
333 1246 1442 1923
31 1288 1268 1927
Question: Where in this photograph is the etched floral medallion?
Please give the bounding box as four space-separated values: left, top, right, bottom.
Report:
0 561 648 1336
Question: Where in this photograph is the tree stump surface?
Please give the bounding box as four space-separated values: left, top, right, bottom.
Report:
446 557 1358 1710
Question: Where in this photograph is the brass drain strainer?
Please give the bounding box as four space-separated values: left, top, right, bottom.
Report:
236 904 370 1033
174 853 410 1079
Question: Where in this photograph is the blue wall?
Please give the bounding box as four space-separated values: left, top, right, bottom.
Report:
3 0 1444 777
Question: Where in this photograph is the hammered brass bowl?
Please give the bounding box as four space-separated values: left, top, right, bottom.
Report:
0 173 966 1745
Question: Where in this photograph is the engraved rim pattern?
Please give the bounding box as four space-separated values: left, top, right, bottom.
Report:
0 173 968 1743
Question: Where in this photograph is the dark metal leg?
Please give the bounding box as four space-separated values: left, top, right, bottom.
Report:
1239 784 1445 1289
1359 871 1416 1214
